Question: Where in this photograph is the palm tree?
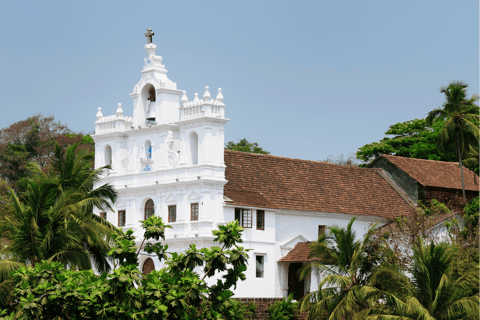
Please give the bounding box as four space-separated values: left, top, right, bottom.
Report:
426 81 479 200
299 217 386 320
365 239 479 319
0 143 117 307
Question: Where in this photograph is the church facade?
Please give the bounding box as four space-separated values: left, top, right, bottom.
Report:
91 38 412 298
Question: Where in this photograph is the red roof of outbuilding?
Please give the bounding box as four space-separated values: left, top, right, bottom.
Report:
224 150 412 218
380 155 479 191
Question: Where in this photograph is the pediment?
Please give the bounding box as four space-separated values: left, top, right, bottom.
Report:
279 233 310 258
187 190 200 201
165 193 177 203
279 233 309 249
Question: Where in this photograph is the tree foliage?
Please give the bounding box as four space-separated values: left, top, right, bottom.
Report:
320 153 360 167
0 218 253 320
298 217 388 320
0 114 93 192
426 81 479 200
0 143 117 309
356 118 457 165
225 139 270 154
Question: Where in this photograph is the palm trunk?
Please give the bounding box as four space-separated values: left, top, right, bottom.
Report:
456 134 467 201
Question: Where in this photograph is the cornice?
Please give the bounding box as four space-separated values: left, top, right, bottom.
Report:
91 132 129 141
175 117 230 127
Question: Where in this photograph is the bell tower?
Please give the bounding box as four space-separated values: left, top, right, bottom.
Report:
130 39 182 128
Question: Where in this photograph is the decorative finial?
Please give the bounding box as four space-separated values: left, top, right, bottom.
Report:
181 91 188 105
116 103 124 117
215 88 224 103
203 86 211 100
96 107 103 120
145 28 154 44
193 93 200 103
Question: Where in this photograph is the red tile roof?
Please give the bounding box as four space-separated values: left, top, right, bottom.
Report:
224 150 412 218
380 155 479 191
279 242 314 262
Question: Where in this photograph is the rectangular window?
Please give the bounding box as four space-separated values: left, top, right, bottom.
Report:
242 209 252 228
256 210 265 230
118 210 126 227
191 203 199 221
168 205 177 223
100 212 107 220
318 225 326 239
256 255 264 278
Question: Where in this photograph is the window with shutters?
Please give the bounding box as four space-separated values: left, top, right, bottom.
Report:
191 203 199 221
168 205 176 223
100 212 107 220
145 199 155 220
118 210 126 227
256 210 265 230
234 208 252 228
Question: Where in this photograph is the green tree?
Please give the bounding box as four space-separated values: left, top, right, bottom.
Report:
366 239 479 319
426 81 479 200
225 138 270 154
356 118 457 165
298 217 386 320
0 114 93 193
0 143 117 308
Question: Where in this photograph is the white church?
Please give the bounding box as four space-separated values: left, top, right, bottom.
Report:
91 31 412 299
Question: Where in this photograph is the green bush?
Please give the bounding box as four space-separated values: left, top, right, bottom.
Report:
0 217 251 319
268 294 298 320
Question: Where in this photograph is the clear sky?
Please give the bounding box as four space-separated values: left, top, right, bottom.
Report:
0 1 478 161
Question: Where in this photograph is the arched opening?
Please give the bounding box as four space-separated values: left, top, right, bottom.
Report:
189 132 198 165
142 84 156 123
142 258 155 275
104 145 112 167
144 199 155 220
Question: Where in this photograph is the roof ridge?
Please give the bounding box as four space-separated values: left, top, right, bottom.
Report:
224 149 369 170
382 154 460 165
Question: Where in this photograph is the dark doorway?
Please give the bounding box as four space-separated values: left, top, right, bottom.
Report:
287 263 304 300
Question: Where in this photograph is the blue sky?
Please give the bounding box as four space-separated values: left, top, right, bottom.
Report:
0 1 478 161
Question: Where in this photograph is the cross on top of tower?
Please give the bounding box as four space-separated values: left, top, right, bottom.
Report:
145 28 154 44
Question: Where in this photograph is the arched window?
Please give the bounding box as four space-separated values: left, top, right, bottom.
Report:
189 132 198 165
142 258 155 275
145 199 155 220
104 145 112 167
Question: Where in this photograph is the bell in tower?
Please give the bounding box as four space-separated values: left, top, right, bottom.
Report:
146 87 156 122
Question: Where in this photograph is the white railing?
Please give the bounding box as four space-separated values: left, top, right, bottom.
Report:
183 106 203 117
96 116 133 133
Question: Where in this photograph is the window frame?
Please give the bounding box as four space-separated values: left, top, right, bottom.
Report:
118 210 126 227
234 208 253 228
191 203 199 221
168 205 177 223
144 199 155 220
256 210 265 230
255 255 265 278
100 212 107 220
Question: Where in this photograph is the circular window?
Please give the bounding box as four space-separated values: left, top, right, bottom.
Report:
145 199 155 220
142 258 155 275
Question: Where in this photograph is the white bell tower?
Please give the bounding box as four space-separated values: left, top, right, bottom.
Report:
92 29 230 247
